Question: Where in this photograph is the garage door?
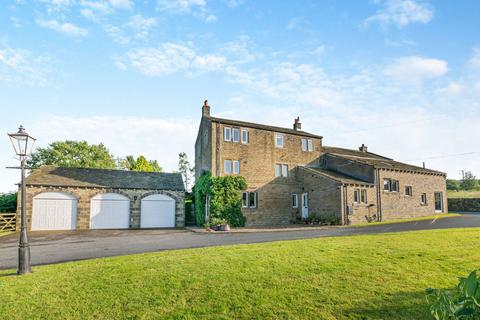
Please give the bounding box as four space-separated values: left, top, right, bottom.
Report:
141 194 175 228
32 192 77 230
90 193 130 229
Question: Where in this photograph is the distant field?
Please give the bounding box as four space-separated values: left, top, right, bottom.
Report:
1 228 480 319
447 190 480 198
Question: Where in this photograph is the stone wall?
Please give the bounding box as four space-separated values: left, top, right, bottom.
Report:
344 185 377 225
194 117 213 180
209 121 323 226
378 169 447 221
297 167 342 223
18 186 185 230
448 198 480 212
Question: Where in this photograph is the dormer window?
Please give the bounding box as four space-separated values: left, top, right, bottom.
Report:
275 133 284 148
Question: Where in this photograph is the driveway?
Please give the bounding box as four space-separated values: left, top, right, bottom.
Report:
1 213 479 270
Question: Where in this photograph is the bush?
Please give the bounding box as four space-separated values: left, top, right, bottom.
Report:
0 192 17 213
194 172 247 227
447 179 461 191
426 269 480 319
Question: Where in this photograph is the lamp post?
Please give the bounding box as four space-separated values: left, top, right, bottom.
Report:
8 125 36 275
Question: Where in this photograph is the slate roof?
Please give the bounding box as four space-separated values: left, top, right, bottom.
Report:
25 166 185 191
322 146 445 176
301 167 374 186
209 116 323 139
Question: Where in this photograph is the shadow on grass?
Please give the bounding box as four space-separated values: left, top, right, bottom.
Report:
342 290 431 320
0 272 17 278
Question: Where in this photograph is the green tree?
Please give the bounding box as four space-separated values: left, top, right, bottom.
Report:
0 192 17 213
119 155 162 172
446 179 461 191
194 172 247 227
178 152 194 191
460 171 480 191
28 140 116 169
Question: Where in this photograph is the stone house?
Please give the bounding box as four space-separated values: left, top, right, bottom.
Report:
19 166 185 231
195 101 447 226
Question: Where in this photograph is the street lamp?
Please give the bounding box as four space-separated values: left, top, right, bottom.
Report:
8 125 36 275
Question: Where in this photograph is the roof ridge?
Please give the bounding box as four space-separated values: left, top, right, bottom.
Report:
39 165 180 176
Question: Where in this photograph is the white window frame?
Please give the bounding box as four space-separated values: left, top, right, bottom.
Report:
301 138 307 151
383 179 391 192
421 193 427 205
275 164 282 177
224 160 232 174
249 192 257 208
405 186 413 197
275 133 284 148
391 180 399 192
292 193 298 208
232 128 240 143
354 189 360 204
361 189 367 204
224 127 231 142
233 160 240 174
281 164 289 177
242 192 248 208
241 128 248 144
307 139 313 151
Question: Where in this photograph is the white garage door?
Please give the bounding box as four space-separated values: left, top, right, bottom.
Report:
141 194 175 228
90 193 130 229
32 192 77 230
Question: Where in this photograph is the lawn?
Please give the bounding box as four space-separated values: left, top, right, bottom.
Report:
353 213 460 226
448 190 480 198
1 228 479 320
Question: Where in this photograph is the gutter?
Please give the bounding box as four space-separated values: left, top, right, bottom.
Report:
375 168 382 222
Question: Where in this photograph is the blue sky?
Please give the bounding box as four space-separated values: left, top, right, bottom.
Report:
1 0 479 192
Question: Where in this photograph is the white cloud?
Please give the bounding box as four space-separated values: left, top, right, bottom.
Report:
364 0 434 28
286 17 305 30
205 14 217 23
117 43 227 76
469 47 480 69
36 19 89 37
0 47 49 86
104 25 130 44
157 0 206 12
127 14 157 39
437 81 463 95
108 0 133 10
384 56 447 85
312 45 326 57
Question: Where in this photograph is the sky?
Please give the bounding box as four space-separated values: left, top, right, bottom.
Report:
0 0 479 192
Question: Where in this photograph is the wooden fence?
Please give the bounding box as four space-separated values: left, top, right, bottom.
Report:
0 213 16 232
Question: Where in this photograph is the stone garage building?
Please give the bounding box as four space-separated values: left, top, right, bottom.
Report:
18 166 185 231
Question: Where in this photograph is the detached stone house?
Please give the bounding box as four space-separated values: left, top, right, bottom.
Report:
195 101 447 226
19 166 185 231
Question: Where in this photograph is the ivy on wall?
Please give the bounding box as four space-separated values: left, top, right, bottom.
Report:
194 172 247 227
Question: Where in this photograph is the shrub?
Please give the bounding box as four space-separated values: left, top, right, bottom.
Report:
426 269 480 319
194 172 247 227
0 192 17 213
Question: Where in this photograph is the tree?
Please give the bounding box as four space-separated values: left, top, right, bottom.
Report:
178 152 194 191
446 179 461 191
119 155 162 172
28 140 116 169
0 192 17 213
460 171 480 191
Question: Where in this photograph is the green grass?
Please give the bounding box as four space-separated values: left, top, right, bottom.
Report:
353 213 460 227
1 228 479 320
448 190 480 198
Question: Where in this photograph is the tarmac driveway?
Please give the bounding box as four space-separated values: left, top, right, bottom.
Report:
1 213 479 270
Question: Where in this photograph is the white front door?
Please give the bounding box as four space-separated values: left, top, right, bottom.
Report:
32 192 77 230
301 193 309 219
140 194 176 228
90 193 130 229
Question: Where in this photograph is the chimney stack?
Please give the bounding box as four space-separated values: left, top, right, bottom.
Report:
359 144 368 152
202 100 210 117
293 116 302 131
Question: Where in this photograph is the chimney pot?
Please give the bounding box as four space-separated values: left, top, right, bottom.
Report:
202 100 210 117
293 116 302 131
359 144 368 152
